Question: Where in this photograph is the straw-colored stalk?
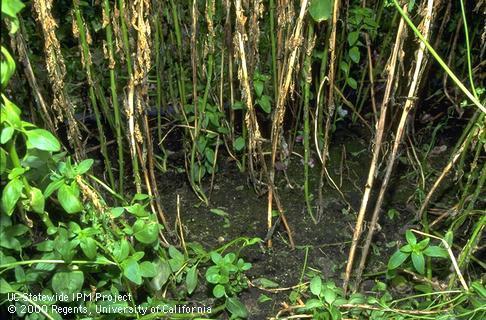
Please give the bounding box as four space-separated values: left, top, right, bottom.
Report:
267 0 308 247
355 0 436 286
343 5 408 294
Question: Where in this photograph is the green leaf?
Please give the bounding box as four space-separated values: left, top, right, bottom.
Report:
150 259 171 291
347 31 359 46
169 245 185 260
57 183 83 213
44 179 64 198
1 126 14 144
309 0 332 22
388 250 409 270
0 278 14 294
405 230 417 245
234 136 245 151
258 95 271 113
1 178 23 215
225 297 248 318
348 46 360 63
110 207 125 218
310 276 322 296
213 284 225 298
1 0 25 19
122 257 142 285
411 251 425 274
74 159 94 175
400 244 413 253
80 238 97 260
210 208 229 217
2 96 21 127
186 265 198 294
133 220 159 244
7 167 25 180
1 47 16 86
25 129 61 152
205 148 215 164
253 277 279 288
417 238 430 250
29 187 45 214
258 294 272 303
346 77 357 89
253 80 264 97
113 239 130 262
140 261 157 278
323 287 336 304
423 246 448 258
52 271 84 297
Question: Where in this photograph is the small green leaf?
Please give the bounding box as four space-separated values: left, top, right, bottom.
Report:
25 129 60 151
400 244 413 253
110 207 125 218
388 250 409 270
122 257 142 285
411 251 425 274
1 0 25 19
205 148 215 164
349 46 360 63
225 297 248 318
0 126 14 144
57 183 83 214
1 178 23 216
346 77 357 89
417 238 430 250
253 80 264 97
234 136 245 151
258 294 272 303
310 276 322 296
213 284 225 298
133 220 159 244
80 238 97 260
423 246 448 258
52 271 84 297
258 95 271 113
1 47 17 86
309 0 332 22
347 31 359 46
405 230 417 245
0 278 14 294
323 287 336 304
140 261 157 278
44 179 64 198
75 159 94 175
150 259 171 290
113 239 130 262
29 187 45 214
253 277 279 288
186 265 198 294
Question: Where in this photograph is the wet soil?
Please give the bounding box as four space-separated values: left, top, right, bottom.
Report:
157 126 425 319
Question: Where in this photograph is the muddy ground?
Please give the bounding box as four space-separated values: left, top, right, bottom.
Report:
156 126 438 319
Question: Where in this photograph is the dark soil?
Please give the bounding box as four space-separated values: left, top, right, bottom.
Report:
157 126 423 319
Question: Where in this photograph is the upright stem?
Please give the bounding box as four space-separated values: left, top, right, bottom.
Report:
103 0 124 194
303 23 316 223
73 1 115 190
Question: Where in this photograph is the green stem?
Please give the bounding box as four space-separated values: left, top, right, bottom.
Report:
103 0 124 195
73 2 115 190
459 0 479 100
391 0 485 113
303 23 317 224
7 138 54 229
